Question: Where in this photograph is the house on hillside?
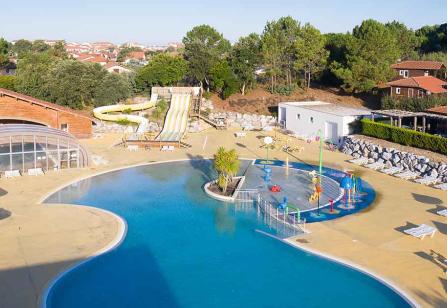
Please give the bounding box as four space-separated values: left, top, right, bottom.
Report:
387 60 447 98
77 54 108 66
104 62 132 74
278 101 371 144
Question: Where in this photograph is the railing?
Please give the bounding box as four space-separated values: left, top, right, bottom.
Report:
234 189 307 234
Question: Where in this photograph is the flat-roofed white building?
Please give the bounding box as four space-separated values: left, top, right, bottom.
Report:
278 101 371 144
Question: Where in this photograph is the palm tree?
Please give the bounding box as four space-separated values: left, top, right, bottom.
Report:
213 147 240 193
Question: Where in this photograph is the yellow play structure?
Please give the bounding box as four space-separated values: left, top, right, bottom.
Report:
93 93 158 134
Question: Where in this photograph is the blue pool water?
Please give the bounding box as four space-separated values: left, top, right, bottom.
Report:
44 160 410 308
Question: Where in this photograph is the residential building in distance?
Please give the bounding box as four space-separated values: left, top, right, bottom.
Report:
387 60 447 98
104 62 132 74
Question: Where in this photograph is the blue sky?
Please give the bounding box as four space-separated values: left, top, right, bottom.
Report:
2 0 446 44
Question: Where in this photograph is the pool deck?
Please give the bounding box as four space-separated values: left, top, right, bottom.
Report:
0 129 446 307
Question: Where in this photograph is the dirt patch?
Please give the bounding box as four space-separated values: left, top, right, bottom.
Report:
207 178 242 197
210 86 376 116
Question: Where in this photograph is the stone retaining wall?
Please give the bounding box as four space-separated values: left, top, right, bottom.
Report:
209 111 276 130
342 136 447 182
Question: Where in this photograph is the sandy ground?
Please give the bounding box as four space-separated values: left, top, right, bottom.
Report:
0 128 446 307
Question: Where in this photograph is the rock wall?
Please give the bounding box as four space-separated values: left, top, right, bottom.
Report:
342 136 447 182
93 121 159 134
209 112 276 130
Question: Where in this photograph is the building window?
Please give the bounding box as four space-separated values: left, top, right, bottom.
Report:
403 70 409 78
424 70 429 76
395 87 401 95
61 123 68 132
399 70 404 76
408 88 413 97
296 114 300 120
310 117 314 123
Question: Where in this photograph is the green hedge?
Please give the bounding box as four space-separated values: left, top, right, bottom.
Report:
361 119 447 155
0 75 15 91
381 95 447 112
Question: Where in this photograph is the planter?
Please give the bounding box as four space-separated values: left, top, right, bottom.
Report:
204 176 245 203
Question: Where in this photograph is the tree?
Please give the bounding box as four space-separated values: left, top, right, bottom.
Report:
385 21 420 59
230 33 261 95
94 73 133 106
261 16 301 92
136 53 187 89
31 40 51 53
295 23 328 88
213 147 240 193
46 60 106 109
321 33 354 86
0 38 10 66
416 23 447 53
209 60 239 99
15 52 55 100
49 41 69 59
11 39 33 58
0 76 15 90
182 25 231 91
331 19 399 92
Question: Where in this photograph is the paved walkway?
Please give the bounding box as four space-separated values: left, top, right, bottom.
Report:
0 129 446 307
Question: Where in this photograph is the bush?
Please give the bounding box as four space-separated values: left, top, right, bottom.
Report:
274 84 297 96
203 91 212 100
381 95 447 112
361 119 447 155
0 75 15 90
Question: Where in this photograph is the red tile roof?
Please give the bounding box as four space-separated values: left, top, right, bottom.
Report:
0 88 94 121
126 51 145 60
387 76 447 94
427 105 447 115
391 60 445 70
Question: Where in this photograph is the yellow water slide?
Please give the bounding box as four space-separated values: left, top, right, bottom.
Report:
93 93 158 133
156 94 191 141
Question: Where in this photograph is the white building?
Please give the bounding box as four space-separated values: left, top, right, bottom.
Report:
278 101 371 144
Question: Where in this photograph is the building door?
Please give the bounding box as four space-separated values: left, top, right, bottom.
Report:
325 121 338 143
280 107 287 127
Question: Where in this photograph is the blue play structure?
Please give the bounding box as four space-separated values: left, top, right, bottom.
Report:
278 196 288 210
263 167 272 182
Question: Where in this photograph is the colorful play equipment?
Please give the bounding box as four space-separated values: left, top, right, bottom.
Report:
308 172 323 203
263 167 272 182
93 93 158 134
270 185 281 192
278 197 302 222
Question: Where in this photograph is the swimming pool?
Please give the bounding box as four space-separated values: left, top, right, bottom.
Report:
44 160 412 307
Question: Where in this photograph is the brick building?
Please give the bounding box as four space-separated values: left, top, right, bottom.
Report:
0 88 94 138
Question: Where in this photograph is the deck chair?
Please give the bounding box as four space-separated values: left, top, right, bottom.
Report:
394 171 419 180
414 176 439 186
380 166 403 175
349 157 369 165
27 168 44 176
365 161 385 170
5 170 21 178
404 224 437 240
437 209 447 217
434 183 447 191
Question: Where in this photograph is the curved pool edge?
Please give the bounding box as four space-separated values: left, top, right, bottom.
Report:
37 158 419 308
38 205 128 308
282 236 419 308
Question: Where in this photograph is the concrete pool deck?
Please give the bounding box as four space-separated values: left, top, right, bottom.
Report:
0 129 446 307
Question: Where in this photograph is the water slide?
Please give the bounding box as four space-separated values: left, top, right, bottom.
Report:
93 93 158 133
156 94 191 141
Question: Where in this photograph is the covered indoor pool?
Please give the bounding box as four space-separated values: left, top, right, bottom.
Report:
43 160 412 308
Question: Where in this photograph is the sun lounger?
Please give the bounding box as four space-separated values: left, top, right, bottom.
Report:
437 209 447 217
127 145 139 152
5 170 21 178
242 124 254 131
161 145 175 152
379 166 403 175
414 176 439 186
404 224 437 240
28 168 44 176
434 183 447 191
168 145 175 151
394 171 419 180
234 132 246 138
365 161 385 170
348 157 369 165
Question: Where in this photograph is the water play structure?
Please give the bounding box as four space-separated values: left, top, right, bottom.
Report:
93 93 158 133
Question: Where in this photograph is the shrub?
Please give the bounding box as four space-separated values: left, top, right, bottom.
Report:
360 119 447 155
0 75 16 90
381 95 447 112
116 118 132 126
274 84 297 96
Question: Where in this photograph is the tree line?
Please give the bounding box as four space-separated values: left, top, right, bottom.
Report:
1 18 446 109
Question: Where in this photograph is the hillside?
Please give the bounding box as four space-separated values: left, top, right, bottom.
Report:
209 87 380 115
